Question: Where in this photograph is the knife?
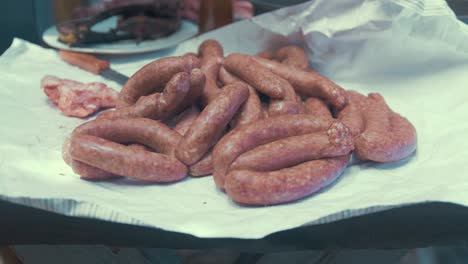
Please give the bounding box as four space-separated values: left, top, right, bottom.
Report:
58 50 129 86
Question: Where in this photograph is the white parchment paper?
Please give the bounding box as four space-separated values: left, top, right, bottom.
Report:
1 0 468 239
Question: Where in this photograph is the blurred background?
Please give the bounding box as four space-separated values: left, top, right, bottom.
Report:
1 0 467 54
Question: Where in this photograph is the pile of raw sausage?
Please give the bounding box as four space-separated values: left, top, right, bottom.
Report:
62 39 417 206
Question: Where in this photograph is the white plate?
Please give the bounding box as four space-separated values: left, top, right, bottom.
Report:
42 17 198 54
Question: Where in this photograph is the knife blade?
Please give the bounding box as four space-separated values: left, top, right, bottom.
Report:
58 50 129 86
99 68 130 86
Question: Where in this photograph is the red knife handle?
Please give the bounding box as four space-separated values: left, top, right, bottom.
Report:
59 50 110 75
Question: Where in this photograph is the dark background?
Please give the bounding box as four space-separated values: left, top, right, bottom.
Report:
0 1 54 53
1 0 467 55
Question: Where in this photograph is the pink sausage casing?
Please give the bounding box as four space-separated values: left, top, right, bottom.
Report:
118 54 199 108
253 56 348 111
337 90 367 138
173 106 214 177
176 82 249 165
268 82 299 117
67 118 186 182
62 137 117 180
257 50 274 60
218 66 264 127
225 155 350 205
229 122 353 172
189 151 214 177
355 93 417 162
274 45 309 70
212 114 335 188
73 118 181 156
304 97 333 120
70 135 187 182
174 105 200 136
223 53 286 99
199 39 223 106
99 72 191 121
173 68 206 115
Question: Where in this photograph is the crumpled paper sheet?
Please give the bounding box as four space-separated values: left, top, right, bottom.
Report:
1 0 468 239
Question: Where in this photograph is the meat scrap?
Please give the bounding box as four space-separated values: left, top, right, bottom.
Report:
41 75 118 118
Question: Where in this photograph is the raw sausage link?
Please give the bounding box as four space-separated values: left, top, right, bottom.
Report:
219 66 264 127
69 159 117 180
304 97 333 120
189 151 214 177
68 148 155 180
218 66 238 84
117 54 200 108
229 121 353 172
176 82 249 165
347 90 368 109
253 56 348 110
268 79 299 117
223 53 297 116
274 45 309 70
98 72 190 121
212 114 334 188
183 52 198 57
355 93 417 162
174 105 200 136
337 90 366 138
199 39 223 106
70 135 187 182
127 143 152 151
225 155 350 205
63 137 117 180
73 118 181 156
186 128 228 177
223 53 286 99
72 144 150 180
174 69 205 114
68 118 182 181
257 50 274 59
62 137 73 166
174 107 216 177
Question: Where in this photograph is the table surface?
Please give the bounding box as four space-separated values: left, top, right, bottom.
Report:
2 200 468 251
